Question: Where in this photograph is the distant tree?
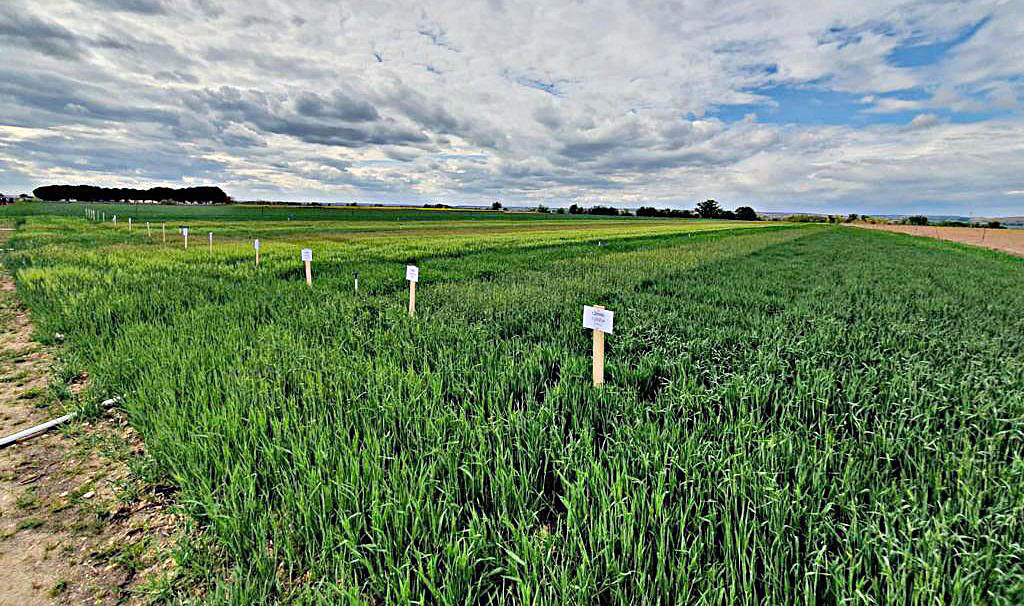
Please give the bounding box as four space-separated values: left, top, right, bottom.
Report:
588 205 620 216
986 220 1005 229
846 213 859 222
555 207 566 214
696 199 722 218
33 184 229 204
906 215 929 225
719 209 736 220
568 203 583 215
536 204 550 213
734 206 758 221
491 201 503 211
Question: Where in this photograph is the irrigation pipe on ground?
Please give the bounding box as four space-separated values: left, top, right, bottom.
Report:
0 397 120 449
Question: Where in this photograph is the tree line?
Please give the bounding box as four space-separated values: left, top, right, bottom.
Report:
33 184 230 204
633 200 758 220
495 199 759 219
900 215 1005 229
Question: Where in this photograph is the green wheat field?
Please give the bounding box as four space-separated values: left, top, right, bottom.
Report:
2 202 1022 605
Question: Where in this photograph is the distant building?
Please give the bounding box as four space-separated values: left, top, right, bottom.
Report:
0 193 17 205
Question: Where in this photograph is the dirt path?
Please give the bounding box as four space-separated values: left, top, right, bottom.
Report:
851 223 1024 257
0 242 182 604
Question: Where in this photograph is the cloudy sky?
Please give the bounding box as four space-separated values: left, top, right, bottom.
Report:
1 0 1022 214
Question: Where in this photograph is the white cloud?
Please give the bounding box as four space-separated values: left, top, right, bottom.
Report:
906 113 940 129
0 0 1021 214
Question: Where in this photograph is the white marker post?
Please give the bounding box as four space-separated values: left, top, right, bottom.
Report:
162 223 166 242
147 221 151 236
253 239 260 266
128 217 132 231
406 265 419 317
208 232 213 252
182 227 189 249
113 215 117 225
301 248 313 287
354 272 359 292
583 305 614 387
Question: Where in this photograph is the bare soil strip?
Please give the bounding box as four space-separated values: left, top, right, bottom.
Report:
851 223 1024 257
0 243 182 604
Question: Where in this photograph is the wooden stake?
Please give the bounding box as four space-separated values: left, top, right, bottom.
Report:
147 222 151 236
254 240 260 266
208 232 213 252
162 223 166 242
406 265 419 316
301 249 312 285
592 305 605 387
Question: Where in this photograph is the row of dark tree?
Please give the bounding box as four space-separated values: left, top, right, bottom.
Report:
903 215 1005 228
569 199 759 220
33 185 230 203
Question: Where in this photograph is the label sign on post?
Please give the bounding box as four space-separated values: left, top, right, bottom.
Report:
406 265 419 317
208 232 213 252
182 227 189 249
253 239 260 266
583 305 614 387
583 305 614 333
301 248 313 287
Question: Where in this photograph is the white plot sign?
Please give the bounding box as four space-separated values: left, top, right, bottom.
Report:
253 239 260 250
181 227 189 237
406 265 419 282
583 305 614 333
301 248 313 262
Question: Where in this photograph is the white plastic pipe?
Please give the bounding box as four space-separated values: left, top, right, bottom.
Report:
0 397 120 448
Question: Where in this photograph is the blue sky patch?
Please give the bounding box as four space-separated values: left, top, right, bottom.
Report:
711 83 1010 128
887 17 990 67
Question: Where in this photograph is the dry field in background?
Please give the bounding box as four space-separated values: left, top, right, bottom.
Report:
851 223 1024 257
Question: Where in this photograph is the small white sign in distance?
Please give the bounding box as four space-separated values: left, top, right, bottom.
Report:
182 227 189 236
254 239 260 250
301 248 313 262
583 306 614 333
406 265 419 282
